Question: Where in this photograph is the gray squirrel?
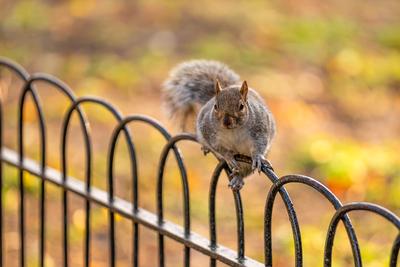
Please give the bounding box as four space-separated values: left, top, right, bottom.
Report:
163 60 275 190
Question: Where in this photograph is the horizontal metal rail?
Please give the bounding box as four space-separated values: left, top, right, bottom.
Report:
0 57 399 267
0 147 264 267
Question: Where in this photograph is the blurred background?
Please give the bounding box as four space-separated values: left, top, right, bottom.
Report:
0 0 400 266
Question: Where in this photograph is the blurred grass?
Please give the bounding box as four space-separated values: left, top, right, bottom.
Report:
1 0 400 266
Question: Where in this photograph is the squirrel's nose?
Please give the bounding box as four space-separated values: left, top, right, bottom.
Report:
223 115 233 127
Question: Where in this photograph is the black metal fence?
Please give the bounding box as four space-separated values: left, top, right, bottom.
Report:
0 57 399 267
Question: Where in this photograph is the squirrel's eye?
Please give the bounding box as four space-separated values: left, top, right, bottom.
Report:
239 103 244 111
214 104 218 110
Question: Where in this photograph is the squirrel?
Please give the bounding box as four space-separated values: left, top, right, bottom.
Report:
163 60 276 190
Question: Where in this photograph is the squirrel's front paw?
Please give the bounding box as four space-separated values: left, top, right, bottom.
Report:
252 155 274 173
228 175 244 191
252 154 266 173
201 146 211 156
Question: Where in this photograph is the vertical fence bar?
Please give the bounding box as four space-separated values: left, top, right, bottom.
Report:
84 191 91 267
390 234 400 267
39 165 45 267
18 87 26 267
209 162 225 267
38 100 46 267
133 223 139 266
62 183 68 267
18 122 25 267
232 190 245 262
108 184 115 267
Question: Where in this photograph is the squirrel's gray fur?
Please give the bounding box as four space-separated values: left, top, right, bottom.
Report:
163 60 275 190
163 60 240 129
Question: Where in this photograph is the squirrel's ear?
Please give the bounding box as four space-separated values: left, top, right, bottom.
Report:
215 79 222 95
240 81 248 100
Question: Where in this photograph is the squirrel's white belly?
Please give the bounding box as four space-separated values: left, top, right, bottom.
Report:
217 128 252 156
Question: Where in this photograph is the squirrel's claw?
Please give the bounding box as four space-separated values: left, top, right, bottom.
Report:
228 175 244 191
263 159 274 171
201 146 210 156
252 155 265 173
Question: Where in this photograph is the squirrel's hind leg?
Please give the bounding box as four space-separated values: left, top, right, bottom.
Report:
228 174 244 191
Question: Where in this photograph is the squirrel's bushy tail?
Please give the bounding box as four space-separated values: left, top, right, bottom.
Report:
162 60 240 130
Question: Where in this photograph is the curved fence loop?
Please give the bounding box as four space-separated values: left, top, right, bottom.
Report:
208 160 246 265
108 114 177 210
108 114 182 267
157 133 195 226
23 74 97 267
262 168 303 267
60 96 137 201
60 96 137 267
25 73 78 100
264 175 362 267
18 78 47 267
59 99 92 267
0 58 31 267
4 64 94 267
233 155 303 267
324 202 400 267
156 133 195 267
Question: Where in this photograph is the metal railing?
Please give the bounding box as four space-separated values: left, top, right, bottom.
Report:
0 57 399 267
